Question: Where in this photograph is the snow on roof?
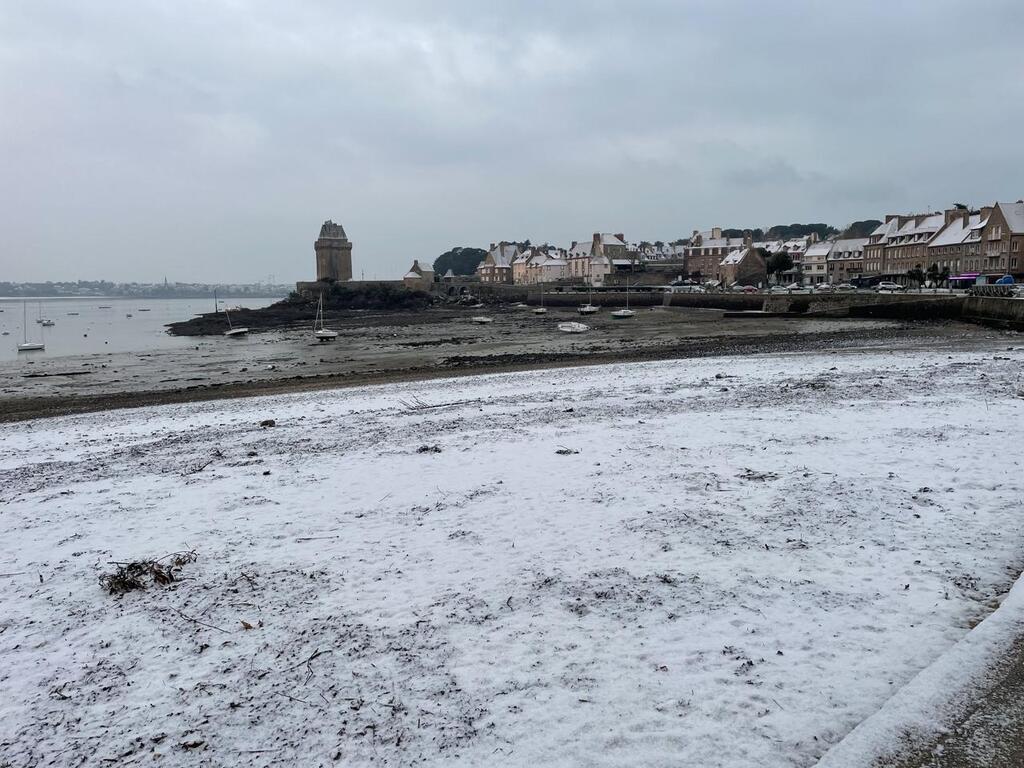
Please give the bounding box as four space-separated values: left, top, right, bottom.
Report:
804 242 834 259
929 214 982 248
998 201 1024 233
869 218 901 242
403 271 421 279
751 240 784 253
569 241 591 257
487 242 521 268
832 238 867 252
719 248 749 265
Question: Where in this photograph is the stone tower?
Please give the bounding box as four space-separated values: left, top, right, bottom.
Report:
314 220 353 282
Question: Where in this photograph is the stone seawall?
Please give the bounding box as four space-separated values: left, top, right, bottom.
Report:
763 293 964 319
963 296 1024 329
663 293 765 311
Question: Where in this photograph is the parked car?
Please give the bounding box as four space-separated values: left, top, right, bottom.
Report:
769 285 790 293
875 281 905 292
668 285 705 293
785 282 804 291
835 283 855 291
813 283 833 292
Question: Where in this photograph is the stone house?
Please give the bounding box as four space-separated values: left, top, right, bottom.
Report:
926 210 982 278
864 217 900 276
526 248 569 284
565 233 624 286
683 228 747 280
719 248 767 287
402 259 435 290
476 242 520 284
884 213 945 274
826 238 868 283
977 200 1024 277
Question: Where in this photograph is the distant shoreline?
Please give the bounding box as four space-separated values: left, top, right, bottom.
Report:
0 294 288 301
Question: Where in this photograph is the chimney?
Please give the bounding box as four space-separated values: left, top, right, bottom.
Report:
980 206 993 220
490 242 496 251
742 229 752 247
614 233 625 243
712 227 722 240
885 214 898 224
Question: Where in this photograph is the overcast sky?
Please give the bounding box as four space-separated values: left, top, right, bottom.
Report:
1 1 1022 283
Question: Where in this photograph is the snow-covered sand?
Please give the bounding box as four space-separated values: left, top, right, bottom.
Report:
1 345 1022 767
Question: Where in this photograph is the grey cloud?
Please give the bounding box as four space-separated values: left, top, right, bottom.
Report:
1 0 1022 281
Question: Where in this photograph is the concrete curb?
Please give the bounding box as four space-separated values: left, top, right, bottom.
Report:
816 573 1024 767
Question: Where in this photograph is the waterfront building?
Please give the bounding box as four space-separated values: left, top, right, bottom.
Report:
402 260 435 290
718 247 767 287
476 242 520 284
826 238 868 283
977 201 1024 277
802 241 833 285
683 228 747 280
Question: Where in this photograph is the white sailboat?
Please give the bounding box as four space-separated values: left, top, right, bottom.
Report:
532 282 548 315
314 293 338 341
610 279 636 319
223 307 248 337
35 302 55 326
557 321 589 333
578 283 599 315
18 302 44 352
471 316 493 324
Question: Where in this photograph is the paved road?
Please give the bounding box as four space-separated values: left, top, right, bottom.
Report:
893 637 1024 767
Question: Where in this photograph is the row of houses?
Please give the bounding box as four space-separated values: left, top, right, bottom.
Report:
477 233 633 287
863 202 1024 285
464 199 1024 288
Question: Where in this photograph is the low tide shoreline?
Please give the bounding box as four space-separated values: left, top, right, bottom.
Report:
1 305 1012 423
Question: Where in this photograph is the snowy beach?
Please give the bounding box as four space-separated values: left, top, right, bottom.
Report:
2 343 1023 767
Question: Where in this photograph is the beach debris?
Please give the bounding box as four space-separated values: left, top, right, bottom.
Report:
259 419 276 428
555 447 580 455
398 395 481 412
736 468 779 482
99 551 198 595
416 445 443 454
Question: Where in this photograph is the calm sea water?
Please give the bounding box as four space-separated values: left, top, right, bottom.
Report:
0 297 281 362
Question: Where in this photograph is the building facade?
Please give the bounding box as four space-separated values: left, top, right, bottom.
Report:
683 228 747 280
402 260 435 290
719 248 767 286
826 238 868 283
977 201 1024 277
476 242 520 284
802 241 833 284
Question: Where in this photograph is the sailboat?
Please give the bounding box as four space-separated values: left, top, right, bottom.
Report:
313 293 338 341
611 279 636 319
578 282 599 315
18 302 45 351
223 307 249 337
532 281 548 315
35 302 55 326
557 321 589 333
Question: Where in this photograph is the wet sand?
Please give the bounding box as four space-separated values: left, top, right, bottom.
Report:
0 305 1008 423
